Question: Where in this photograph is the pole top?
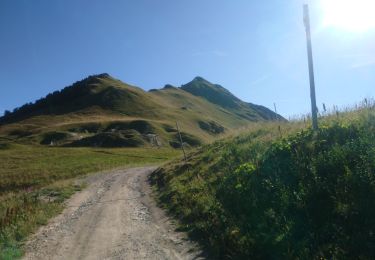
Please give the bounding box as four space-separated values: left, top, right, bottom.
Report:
303 4 310 28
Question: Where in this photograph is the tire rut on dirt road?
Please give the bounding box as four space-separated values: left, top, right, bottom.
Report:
23 167 204 260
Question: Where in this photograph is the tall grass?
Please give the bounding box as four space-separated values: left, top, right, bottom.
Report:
151 104 375 259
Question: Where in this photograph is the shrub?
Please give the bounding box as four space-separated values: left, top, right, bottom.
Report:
153 116 375 259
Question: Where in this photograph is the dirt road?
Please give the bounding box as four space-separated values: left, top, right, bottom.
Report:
23 167 203 260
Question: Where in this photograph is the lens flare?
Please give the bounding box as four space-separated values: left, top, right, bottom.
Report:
321 0 375 31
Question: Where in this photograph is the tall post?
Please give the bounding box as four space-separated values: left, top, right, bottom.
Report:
303 4 318 130
176 121 187 162
273 102 278 120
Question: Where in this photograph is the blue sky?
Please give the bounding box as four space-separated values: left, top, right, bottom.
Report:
0 0 374 118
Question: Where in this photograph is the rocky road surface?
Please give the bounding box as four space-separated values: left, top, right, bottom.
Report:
23 167 203 260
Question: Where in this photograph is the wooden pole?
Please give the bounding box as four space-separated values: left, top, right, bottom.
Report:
273 102 279 120
176 121 187 162
303 4 318 130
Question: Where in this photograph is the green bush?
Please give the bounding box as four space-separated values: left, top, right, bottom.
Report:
153 113 375 259
218 123 375 258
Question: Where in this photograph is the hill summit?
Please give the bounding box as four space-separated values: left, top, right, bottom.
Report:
182 76 241 108
0 74 283 148
182 76 282 121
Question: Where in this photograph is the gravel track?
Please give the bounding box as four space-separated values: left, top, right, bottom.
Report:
23 167 203 260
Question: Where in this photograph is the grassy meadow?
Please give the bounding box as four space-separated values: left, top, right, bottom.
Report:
0 144 179 259
151 104 375 259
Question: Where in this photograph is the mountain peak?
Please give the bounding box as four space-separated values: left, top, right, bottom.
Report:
94 73 110 78
180 77 283 120
85 73 111 82
181 77 240 109
192 76 207 82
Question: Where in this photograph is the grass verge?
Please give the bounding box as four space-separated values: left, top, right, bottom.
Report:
151 108 375 259
0 144 179 259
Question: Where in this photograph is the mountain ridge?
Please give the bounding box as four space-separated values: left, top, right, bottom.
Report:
181 76 283 121
0 73 284 148
1 73 282 124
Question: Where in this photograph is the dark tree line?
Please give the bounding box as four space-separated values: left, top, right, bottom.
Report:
0 74 109 124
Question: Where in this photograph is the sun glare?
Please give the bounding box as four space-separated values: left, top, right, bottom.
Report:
321 0 375 31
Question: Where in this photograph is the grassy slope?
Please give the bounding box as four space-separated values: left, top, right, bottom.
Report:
181 76 281 121
0 73 281 258
0 144 180 259
0 75 279 148
150 87 254 140
0 74 281 258
151 108 375 259
0 144 179 194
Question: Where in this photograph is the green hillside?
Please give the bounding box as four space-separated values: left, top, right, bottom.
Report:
0 73 283 258
181 76 283 121
151 105 375 259
0 74 281 148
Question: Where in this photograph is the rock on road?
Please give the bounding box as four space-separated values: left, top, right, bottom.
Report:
23 167 203 260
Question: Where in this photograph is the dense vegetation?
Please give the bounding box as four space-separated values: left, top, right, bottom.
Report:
0 144 178 259
151 108 375 259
